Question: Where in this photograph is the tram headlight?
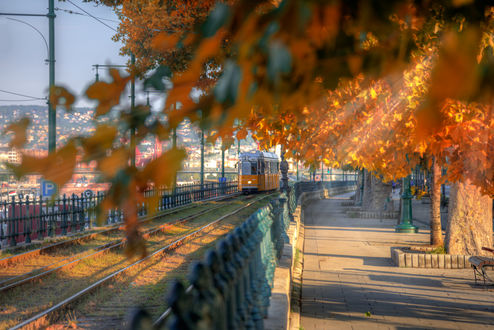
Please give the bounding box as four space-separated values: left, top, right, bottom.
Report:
248 180 252 184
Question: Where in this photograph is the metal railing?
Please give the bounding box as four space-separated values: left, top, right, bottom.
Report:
128 189 293 329
126 180 357 329
0 181 238 249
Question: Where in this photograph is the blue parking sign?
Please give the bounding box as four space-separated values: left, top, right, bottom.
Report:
42 180 57 197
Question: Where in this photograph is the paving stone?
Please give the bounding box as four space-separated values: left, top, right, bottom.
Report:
300 197 494 330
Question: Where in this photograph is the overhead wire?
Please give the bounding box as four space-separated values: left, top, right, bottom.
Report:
65 0 118 32
54 7 120 24
0 99 46 102
0 89 46 100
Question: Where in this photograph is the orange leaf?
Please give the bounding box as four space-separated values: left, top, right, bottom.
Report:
86 69 130 116
5 118 30 148
49 85 75 111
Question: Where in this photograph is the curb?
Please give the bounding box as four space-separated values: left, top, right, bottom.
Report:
391 247 473 268
265 190 320 329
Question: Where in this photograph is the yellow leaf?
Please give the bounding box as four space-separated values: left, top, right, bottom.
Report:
370 88 377 99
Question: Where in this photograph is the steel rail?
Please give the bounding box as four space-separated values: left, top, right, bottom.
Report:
0 195 243 292
0 192 241 267
10 193 269 330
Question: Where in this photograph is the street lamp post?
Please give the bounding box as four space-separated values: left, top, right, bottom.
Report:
395 174 418 233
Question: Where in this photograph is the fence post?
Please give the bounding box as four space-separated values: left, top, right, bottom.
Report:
0 200 5 249
204 250 228 329
9 196 16 247
62 194 67 235
188 262 223 329
71 194 77 232
165 281 195 329
25 196 31 244
217 239 239 329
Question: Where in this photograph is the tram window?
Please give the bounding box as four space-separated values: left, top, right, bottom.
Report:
251 161 258 174
260 161 265 174
242 161 251 175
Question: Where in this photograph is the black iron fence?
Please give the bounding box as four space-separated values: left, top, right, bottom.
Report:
0 181 238 249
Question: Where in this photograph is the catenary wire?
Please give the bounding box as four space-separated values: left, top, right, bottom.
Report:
65 0 118 32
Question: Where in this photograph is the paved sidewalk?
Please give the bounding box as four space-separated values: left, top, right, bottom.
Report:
300 195 494 330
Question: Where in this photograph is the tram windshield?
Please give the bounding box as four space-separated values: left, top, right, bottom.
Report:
241 161 258 175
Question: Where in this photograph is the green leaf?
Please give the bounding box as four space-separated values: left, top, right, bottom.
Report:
214 60 242 104
201 3 230 38
143 65 172 91
268 40 292 85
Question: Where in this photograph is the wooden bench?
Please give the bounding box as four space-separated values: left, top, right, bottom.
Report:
469 247 494 285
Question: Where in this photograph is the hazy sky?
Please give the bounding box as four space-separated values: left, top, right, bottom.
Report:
0 0 127 107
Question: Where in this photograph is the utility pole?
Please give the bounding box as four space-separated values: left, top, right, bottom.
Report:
221 147 225 179
130 54 136 167
200 127 205 189
48 0 56 153
94 64 100 82
1 0 56 152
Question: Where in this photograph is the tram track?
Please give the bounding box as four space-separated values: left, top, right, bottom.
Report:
0 193 242 291
2 193 272 330
0 192 241 267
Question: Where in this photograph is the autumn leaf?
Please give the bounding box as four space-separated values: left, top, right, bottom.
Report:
151 33 180 53
4 118 30 148
99 148 128 178
236 128 248 140
82 125 118 161
49 85 75 111
86 69 130 116
9 141 77 187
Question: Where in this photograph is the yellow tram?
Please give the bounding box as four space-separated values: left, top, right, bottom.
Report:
238 151 280 193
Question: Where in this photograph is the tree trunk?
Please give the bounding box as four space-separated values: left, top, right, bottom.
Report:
445 180 493 256
430 157 443 246
354 170 362 202
362 172 392 211
362 169 372 208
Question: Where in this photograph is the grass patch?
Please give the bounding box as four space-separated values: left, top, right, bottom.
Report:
427 246 446 254
294 247 301 265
